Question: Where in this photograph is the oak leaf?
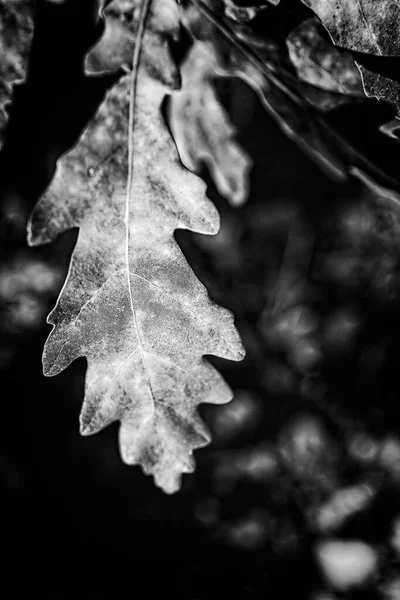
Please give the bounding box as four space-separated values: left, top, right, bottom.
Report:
168 37 252 206
186 0 349 180
356 67 400 117
28 0 245 493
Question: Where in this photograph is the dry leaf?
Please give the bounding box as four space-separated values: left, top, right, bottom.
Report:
300 0 400 56
168 38 251 206
28 0 245 494
356 66 400 116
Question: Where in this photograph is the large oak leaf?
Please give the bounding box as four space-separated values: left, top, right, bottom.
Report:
28 0 245 493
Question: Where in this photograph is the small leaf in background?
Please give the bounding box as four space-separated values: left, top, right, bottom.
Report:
28 0 245 494
0 0 33 146
168 39 252 206
300 0 400 56
286 18 364 98
183 1 349 181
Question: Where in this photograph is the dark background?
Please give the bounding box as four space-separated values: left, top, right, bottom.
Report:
1 0 400 597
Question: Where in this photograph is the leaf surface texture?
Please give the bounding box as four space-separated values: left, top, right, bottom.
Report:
29 0 244 493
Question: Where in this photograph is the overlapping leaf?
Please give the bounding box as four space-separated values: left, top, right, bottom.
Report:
300 0 400 56
168 37 251 206
28 0 245 493
300 0 400 117
287 18 364 98
185 0 352 181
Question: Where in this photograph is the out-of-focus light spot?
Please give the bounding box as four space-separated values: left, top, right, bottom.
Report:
7 293 44 330
380 437 400 479
265 305 318 352
288 339 322 373
348 434 378 464
322 307 360 355
279 415 329 476
237 444 278 482
220 510 269 550
315 539 378 590
210 391 261 444
390 518 400 556
0 256 60 299
0 254 61 334
322 252 360 285
194 496 221 527
212 445 277 493
380 577 400 600
341 204 375 241
315 484 375 533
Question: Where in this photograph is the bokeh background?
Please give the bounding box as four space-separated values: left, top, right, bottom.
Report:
1 1 400 598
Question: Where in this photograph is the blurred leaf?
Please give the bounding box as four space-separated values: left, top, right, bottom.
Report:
185 0 349 181
186 0 400 189
300 1 400 115
168 38 252 206
379 116 400 140
28 0 244 494
286 18 365 98
0 0 34 147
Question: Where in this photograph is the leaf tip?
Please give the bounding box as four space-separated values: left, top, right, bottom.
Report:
42 346 63 378
79 413 98 437
42 361 59 378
